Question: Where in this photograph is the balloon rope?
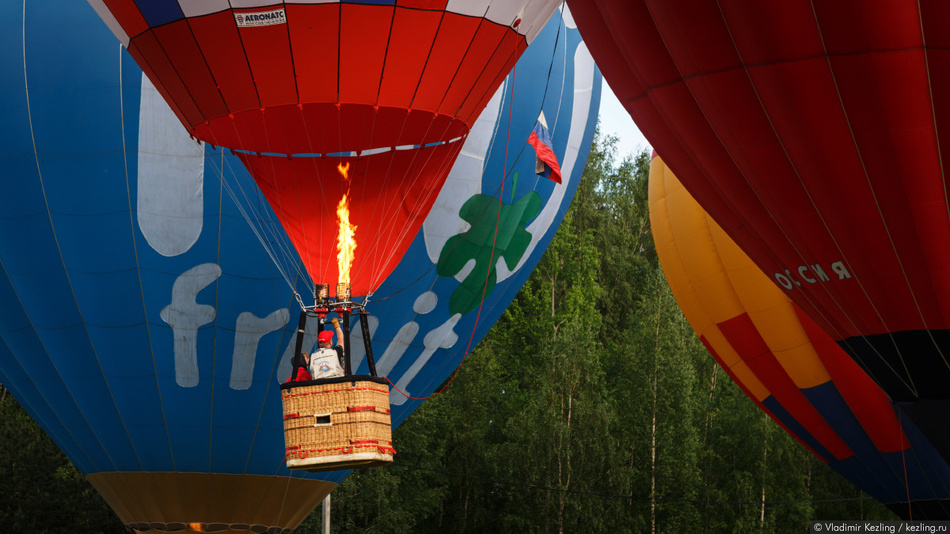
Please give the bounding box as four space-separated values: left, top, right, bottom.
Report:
899 409 913 521
213 155 309 310
388 64 517 401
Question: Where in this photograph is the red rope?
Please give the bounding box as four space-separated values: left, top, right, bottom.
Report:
285 443 397 461
387 65 517 402
281 386 389 399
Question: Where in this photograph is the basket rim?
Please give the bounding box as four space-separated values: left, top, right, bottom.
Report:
280 374 389 391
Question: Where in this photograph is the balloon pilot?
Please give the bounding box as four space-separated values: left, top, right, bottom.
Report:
306 317 346 380
286 282 380 383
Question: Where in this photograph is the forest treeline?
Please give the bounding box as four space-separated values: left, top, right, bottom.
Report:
0 132 895 533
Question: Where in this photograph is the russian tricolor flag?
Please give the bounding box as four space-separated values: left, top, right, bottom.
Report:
527 111 562 184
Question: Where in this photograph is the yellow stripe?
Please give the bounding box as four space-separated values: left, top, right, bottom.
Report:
650 156 831 390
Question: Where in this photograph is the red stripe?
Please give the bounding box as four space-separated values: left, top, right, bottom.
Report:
288 4 339 104
189 11 260 115
237 8 296 108
718 314 853 460
153 21 229 122
699 335 827 462
439 20 508 117
340 4 393 105
102 0 149 38
128 32 204 127
794 306 909 453
412 14 480 112
378 8 444 110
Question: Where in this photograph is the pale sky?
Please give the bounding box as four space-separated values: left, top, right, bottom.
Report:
599 81 651 160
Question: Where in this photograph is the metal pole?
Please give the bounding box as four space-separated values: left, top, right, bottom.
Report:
322 494 330 534
342 309 352 377
292 311 308 360
359 311 378 377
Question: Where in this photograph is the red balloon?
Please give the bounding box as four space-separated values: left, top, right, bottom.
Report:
92 1 560 295
569 0 950 517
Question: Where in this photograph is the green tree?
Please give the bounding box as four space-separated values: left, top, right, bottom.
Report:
0 387 125 533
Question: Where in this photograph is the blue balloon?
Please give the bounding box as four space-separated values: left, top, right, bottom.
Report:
0 2 600 531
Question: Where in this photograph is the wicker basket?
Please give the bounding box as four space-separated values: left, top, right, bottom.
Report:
280 375 395 472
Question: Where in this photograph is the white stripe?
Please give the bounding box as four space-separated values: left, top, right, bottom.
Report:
178 0 230 18
361 147 391 156
485 1 525 29
229 0 293 7
446 0 491 18
446 0 559 39
86 0 129 46
522 0 562 43
561 3 577 30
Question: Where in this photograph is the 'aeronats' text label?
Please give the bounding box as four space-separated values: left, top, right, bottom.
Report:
235 8 286 27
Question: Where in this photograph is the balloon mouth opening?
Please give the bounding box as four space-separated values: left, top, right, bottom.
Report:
235 131 464 297
192 103 470 157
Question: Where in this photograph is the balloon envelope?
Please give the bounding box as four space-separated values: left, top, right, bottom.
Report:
650 155 950 518
0 2 599 531
89 0 562 296
568 0 950 483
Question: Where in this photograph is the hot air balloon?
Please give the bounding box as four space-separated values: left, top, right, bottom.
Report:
650 154 950 518
568 0 950 498
1 1 599 531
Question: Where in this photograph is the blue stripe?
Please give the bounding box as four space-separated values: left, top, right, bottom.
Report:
803 383 950 503
803 384 904 502
761 396 835 463
134 0 184 28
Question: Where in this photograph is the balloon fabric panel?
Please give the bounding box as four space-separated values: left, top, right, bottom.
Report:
102 0 149 36
152 21 230 121
287 5 341 104
796 307 906 454
411 14 482 114
377 9 442 109
127 32 200 127
133 0 184 27
237 11 298 108
190 11 262 112
718 314 852 460
339 5 391 105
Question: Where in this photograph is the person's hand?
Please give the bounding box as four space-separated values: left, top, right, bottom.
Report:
331 317 340 328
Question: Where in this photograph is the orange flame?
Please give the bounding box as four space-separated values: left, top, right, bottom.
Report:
336 162 357 292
